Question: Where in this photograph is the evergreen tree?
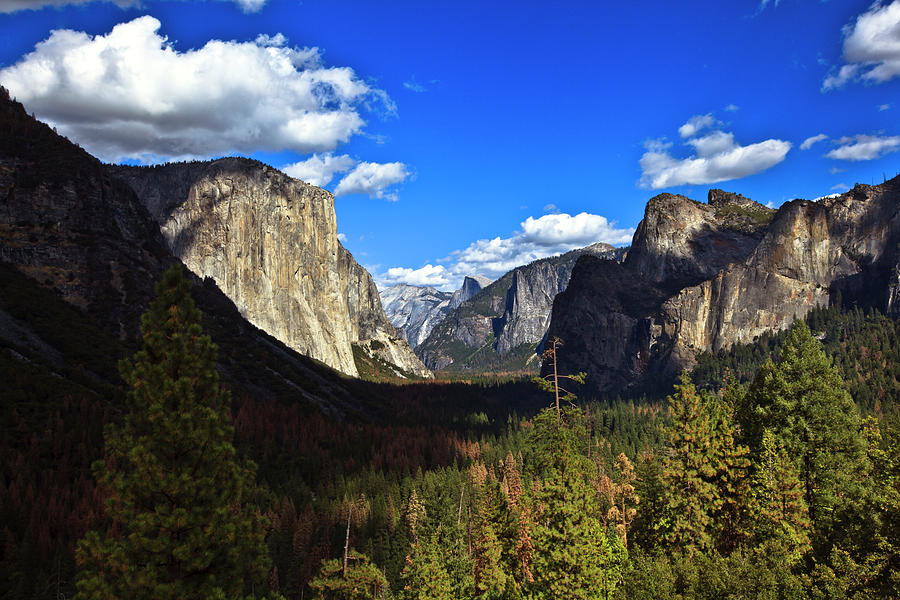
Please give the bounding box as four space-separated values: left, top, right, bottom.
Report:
74 265 270 600
750 429 811 563
741 321 868 550
656 373 751 557
399 530 453 600
526 407 626 600
308 551 390 600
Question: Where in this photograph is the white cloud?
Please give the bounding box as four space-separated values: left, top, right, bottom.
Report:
542 203 558 213
639 129 791 190
879 103 892 111
0 16 390 161
333 161 409 201
337 233 348 242
377 212 634 290
678 114 717 138
724 103 740 112
450 212 634 281
282 153 355 187
800 133 828 150
381 264 451 287
0 0 265 12
826 134 900 160
687 131 737 157
823 1 900 90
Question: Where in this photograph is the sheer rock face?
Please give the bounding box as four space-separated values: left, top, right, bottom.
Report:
381 275 491 349
417 243 625 371
547 179 900 394
109 159 431 379
449 275 492 310
381 284 453 348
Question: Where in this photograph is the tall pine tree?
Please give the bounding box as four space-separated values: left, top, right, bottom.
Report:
75 265 271 600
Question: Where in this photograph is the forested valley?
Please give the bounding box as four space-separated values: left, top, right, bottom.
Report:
3 266 900 599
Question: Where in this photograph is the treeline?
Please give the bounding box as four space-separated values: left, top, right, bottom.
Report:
4 270 900 598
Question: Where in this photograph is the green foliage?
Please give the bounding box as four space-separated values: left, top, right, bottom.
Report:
308 551 390 599
740 321 869 552
74 266 270 600
655 373 752 557
525 406 627 600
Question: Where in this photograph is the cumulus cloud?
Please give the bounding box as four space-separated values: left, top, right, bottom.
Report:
333 161 410 201
0 0 265 12
282 153 355 187
376 212 634 290
381 264 451 287
826 134 900 160
0 16 390 161
724 103 740 112
801 133 828 150
823 1 900 90
639 124 791 190
450 212 634 281
880 103 892 111
678 114 718 138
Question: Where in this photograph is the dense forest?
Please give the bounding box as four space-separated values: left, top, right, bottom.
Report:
3 267 900 599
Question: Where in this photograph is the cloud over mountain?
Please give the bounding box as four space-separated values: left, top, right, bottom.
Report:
639 114 791 190
0 16 389 161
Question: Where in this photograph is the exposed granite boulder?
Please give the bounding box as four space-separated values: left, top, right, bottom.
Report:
623 191 773 290
109 159 431 379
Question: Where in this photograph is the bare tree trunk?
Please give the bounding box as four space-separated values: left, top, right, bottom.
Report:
343 504 352 578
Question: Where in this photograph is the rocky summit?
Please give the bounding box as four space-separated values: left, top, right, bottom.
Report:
381 275 492 348
417 243 626 372
546 182 900 394
109 160 431 379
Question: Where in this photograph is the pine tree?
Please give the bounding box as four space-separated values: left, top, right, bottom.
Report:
308 551 390 600
526 407 626 600
656 372 751 557
400 530 453 600
74 265 270 600
741 321 868 549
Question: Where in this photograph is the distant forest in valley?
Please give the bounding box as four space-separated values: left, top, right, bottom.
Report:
3 262 900 599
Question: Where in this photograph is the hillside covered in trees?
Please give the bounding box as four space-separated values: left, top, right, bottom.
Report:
4 261 900 599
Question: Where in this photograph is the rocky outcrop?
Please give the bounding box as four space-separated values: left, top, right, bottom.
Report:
547 180 900 394
450 275 492 310
381 275 492 349
109 159 431 379
418 243 625 372
381 284 453 348
0 87 170 338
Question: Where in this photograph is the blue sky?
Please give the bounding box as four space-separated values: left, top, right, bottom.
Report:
2 0 899 291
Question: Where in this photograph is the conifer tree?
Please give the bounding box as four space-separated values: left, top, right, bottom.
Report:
657 373 751 557
399 530 453 600
526 407 626 600
74 265 270 600
308 551 390 600
742 321 868 548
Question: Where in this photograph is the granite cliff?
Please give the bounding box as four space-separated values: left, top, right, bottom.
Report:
381 275 491 348
0 87 382 413
547 181 900 394
109 160 431 379
417 243 626 372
